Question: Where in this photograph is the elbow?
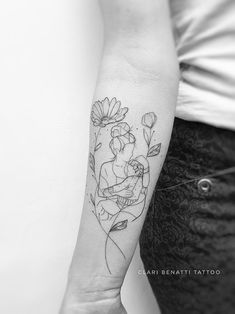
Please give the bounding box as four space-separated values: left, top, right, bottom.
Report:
99 4 179 83
99 46 179 89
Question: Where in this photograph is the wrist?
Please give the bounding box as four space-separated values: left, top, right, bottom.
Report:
63 273 123 303
60 297 126 314
60 276 125 314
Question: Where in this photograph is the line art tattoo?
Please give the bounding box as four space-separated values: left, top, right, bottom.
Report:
89 97 161 273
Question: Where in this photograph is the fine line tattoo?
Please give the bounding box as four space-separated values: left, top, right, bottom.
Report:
89 97 161 274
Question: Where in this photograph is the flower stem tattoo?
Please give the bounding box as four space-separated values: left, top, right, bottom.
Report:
89 97 161 274
142 112 161 157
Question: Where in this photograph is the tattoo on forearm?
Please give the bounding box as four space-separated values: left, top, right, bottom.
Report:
89 97 161 274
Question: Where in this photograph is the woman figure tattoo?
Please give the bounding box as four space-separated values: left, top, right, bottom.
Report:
89 97 161 274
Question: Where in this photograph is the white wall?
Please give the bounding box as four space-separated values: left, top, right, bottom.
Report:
0 1 160 313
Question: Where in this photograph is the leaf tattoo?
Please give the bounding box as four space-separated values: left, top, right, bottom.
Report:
89 153 95 174
147 143 161 157
90 193 95 207
110 220 128 232
95 142 102 151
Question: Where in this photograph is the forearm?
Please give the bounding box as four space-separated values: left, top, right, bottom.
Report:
75 66 177 278
61 1 179 312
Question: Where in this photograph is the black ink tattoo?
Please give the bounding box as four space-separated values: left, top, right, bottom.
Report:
89 97 161 274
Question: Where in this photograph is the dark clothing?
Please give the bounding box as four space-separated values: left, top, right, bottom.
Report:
140 118 235 314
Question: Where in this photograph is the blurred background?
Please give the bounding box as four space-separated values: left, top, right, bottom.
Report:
0 1 160 313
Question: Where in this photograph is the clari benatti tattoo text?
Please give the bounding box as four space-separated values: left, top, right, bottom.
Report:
89 97 161 274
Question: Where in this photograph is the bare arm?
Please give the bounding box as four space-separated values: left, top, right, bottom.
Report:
60 0 179 313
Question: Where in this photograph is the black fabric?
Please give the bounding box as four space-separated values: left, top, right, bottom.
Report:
139 118 235 314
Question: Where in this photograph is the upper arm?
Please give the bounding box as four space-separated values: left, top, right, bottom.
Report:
99 0 173 40
98 0 178 80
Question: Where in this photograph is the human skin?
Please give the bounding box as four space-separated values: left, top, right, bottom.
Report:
60 0 179 313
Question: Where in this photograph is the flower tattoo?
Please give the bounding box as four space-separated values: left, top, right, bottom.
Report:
141 112 157 129
91 97 128 127
142 112 161 157
89 98 162 274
